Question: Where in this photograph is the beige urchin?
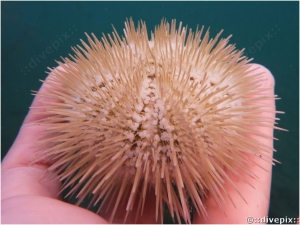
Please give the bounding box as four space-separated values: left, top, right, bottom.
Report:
33 18 282 223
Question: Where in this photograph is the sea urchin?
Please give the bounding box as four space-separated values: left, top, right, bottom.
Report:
33 18 282 223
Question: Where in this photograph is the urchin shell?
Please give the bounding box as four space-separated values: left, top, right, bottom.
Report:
34 18 279 223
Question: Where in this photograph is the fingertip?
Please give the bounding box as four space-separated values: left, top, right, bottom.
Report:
249 63 275 90
23 66 65 124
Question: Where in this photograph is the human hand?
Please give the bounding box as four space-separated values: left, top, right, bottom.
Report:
194 63 277 223
1 63 276 224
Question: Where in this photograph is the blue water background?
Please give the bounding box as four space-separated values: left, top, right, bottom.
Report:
1 1 298 221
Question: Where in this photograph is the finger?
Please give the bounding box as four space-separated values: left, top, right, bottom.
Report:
2 67 65 200
23 65 67 125
2 195 107 224
193 64 277 223
2 66 65 171
1 167 61 200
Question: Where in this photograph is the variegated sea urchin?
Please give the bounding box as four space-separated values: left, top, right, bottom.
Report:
34 19 283 223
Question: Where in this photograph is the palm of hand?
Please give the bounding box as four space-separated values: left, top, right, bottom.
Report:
2 64 275 224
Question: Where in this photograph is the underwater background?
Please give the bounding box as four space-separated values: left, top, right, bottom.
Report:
2 1 299 222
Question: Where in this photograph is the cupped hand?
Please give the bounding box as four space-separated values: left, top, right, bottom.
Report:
2 64 276 224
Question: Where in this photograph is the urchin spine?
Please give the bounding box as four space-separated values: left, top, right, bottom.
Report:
33 18 282 223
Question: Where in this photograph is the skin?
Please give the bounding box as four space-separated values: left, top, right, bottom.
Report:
2 63 276 224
